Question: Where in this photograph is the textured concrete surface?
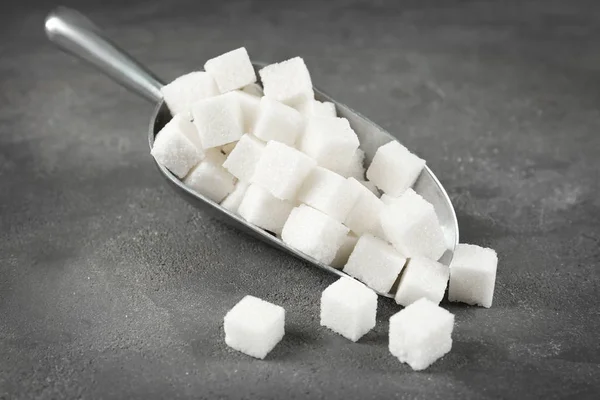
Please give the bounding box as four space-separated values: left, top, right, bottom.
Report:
1 0 599 398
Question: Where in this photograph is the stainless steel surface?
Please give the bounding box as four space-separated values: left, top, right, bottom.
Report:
44 7 164 103
46 7 459 298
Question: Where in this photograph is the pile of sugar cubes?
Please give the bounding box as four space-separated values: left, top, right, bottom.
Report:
152 47 499 370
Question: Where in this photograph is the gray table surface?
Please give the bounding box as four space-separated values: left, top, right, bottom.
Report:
1 0 599 398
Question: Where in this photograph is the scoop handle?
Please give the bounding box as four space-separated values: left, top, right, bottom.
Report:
45 7 164 103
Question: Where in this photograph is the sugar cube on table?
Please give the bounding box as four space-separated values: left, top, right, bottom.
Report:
331 233 358 269
344 178 386 237
151 114 205 178
297 167 358 222
380 189 447 261
295 100 336 118
281 205 349 265
367 140 426 197
251 141 316 201
224 295 285 359
241 82 263 97
160 71 219 117
204 47 256 93
448 243 498 308
341 148 365 180
183 150 235 203
223 134 265 182
238 184 294 235
231 90 261 133
300 116 360 174
253 97 303 146
395 256 450 306
259 57 314 106
320 277 377 342
343 234 406 293
389 298 454 371
220 181 249 214
191 92 244 149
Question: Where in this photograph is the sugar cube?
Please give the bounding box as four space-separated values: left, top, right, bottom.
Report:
389 298 454 371
320 277 377 342
331 233 358 269
259 57 314 106
300 116 359 174
231 90 261 133
281 205 349 265
183 150 235 203
367 140 426 197
223 134 265 182
297 167 359 222
160 71 219 117
448 244 498 308
296 100 336 118
343 234 406 293
253 97 303 146
191 92 244 149
395 257 450 306
380 189 447 260
151 114 205 178
251 141 316 201
204 47 256 93
224 295 285 359
341 148 365 180
344 179 386 237
380 193 400 206
221 181 249 214
238 184 294 235
241 83 263 97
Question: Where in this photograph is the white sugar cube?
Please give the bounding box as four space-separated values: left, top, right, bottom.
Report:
191 92 244 149
224 295 285 359
204 47 256 93
389 298 454 371
448 244 498 308
160 71 219 117
151 114 205 178
380 189 447 260
320 277 377 342
251 141 316 201
395 257 450 306
341 148 365 180
295 100 336 118
221 181 249 214
223 134 265 182
241 83 263 97
343 234 406 293
300 116 359 173
253 97 303 146
297 167 359 222
220 141 237 156
367 140 426 197
231 90 261 133
344 179 386 237
259 57 314 106
281 205 349 265
331 233 358 269
238 184 294 235
183 150 235 203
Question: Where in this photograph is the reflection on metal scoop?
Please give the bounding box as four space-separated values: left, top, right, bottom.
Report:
45 7 459 298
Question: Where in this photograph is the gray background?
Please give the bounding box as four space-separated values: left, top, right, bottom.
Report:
1 0 599 398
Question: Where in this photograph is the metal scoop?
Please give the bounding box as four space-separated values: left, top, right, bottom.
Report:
45 7 459 298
